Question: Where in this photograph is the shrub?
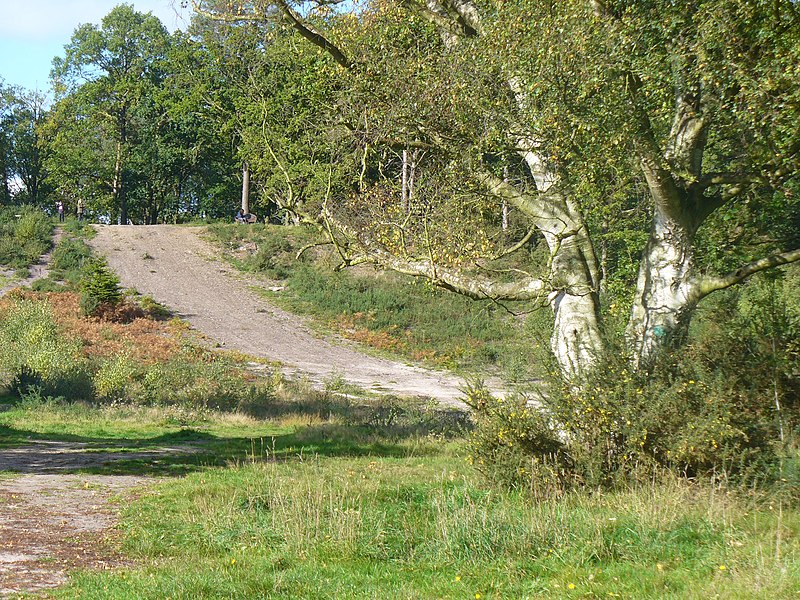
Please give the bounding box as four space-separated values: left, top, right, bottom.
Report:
79 260 122 316
51 236 93 274
464 381 574 495
469 269 800 493
0 297 91 398
0 207 53 269
94 353 140 401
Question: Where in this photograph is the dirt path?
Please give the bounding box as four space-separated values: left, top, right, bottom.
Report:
0 445 158 598
0 224 480 596
88 225 476 405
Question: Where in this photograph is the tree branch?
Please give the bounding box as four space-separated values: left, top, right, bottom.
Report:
490 226 537 260
699 248 800 297
697 171 763 189
399 0 481 41
322 206 549 301
274 0 353 69
191 0 353 69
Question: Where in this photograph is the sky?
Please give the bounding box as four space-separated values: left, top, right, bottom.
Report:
0 0 192 94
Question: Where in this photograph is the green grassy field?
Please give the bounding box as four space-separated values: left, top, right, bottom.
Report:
0 219 796 598
0 399 796 599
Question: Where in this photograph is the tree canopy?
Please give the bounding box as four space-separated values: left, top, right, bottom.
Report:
0 0 794 384
191 0 800 381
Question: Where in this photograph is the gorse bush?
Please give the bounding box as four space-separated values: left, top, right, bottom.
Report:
0 296 90 397
469 269 800 493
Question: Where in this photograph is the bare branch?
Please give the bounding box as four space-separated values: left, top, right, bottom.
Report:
322 207 550 301
296 240 332 260
490 226 537 260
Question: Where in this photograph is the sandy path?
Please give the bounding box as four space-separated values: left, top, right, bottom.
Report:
0 443 156 598
88 225 472 405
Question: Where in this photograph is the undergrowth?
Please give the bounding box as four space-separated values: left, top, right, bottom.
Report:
0 206 53 270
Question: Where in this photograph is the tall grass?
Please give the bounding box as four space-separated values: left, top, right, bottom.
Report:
57 449 799 599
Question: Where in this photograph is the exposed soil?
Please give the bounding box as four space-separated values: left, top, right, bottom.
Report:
88 224 475 406
0 443 167 598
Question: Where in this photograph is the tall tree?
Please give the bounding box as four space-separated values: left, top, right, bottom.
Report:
50 4 170 224
195 0 800 382
0 85 52 205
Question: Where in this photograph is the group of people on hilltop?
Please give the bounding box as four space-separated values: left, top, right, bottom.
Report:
55 199 85 222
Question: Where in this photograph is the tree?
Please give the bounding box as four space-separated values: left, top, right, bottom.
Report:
194 0 800 383
50 4 171 224
0 85 51 205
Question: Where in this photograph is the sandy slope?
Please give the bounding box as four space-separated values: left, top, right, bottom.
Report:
88 225 474 405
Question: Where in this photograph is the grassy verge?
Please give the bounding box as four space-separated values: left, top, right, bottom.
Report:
206 223 549 382
0 206 53 271
0 400 793 599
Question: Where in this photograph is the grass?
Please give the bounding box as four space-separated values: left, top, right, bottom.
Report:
0 226 795 597
0 206 53 270
0 399 794 599
206 223 549 382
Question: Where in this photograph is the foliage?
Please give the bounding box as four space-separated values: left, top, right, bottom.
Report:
79 259 122 316
0 296 90 397
0 206 52 269
129 353 275 411
469 268 800 492
51 235 93 279
0 85 51 205
44 6 241 224
93 353 140 401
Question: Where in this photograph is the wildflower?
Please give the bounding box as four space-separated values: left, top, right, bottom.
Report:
719 565 727 571
568 582 576 589
455 575 461 582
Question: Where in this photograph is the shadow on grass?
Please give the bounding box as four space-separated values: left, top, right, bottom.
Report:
0 397 471 478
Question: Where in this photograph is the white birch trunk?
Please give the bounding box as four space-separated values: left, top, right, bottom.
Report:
626 209 699 368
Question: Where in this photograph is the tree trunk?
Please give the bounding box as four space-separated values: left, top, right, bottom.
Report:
112 141 126 224
241 161 250 213
550 289 604 380
401 148 409 212
626 208 699 368
480 166 604 380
